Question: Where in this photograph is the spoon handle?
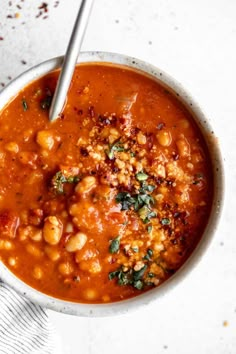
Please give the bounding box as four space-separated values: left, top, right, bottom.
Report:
49 0 94 122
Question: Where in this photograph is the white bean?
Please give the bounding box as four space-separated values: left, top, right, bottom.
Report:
43 216 63 245
75 176 97 195
65 232 87 252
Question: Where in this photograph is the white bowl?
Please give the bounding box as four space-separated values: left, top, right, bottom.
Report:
0 52 224 317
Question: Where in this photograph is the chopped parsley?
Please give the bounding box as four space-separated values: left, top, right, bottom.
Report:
40 95 52 110
143 248 153 261
51 171 79 195
193 173 204 185
138 206 157 223
161 218 171 225
139 184 156 193
147 225 153 233
105 140 125 160
116 185 156 223
22 99 28 111
148 272 155 278
109 236 120 254
115 192 136 211
109 264 147 290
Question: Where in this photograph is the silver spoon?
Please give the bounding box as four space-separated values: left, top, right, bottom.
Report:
49 0 94 122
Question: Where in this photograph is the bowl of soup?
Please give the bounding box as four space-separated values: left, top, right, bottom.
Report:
0 52 224 316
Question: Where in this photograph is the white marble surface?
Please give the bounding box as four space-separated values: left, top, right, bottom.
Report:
0 0 235 353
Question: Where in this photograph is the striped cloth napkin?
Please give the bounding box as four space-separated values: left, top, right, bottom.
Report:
0 282 57 354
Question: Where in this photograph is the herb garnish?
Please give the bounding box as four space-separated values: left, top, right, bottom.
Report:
161 218 171 225
115 192 136 211
109 236 120 254
109 264 147 290
139 184 156 193
143 248 153 261
51 171 80 195
22 99 28 111
135 171 148 182
40 95 52 110
105 140 125 160
116 181 156 223
138 206 157 223
147 225 153 233
193 173 204 185
148 272 155 278
132 246 139 253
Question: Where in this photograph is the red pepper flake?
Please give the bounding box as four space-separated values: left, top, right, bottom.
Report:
7 15 13 19
42 15 48 20
38 2 48 13
1 83 5 88
36 11 43 18
0 37 4 41
7 76 12 80
21 60 27 65
54 1 60 8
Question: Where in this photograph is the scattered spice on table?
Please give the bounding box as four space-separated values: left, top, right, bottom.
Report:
5 1 60 22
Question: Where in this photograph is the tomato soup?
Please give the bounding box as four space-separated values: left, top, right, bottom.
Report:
0 64 213 303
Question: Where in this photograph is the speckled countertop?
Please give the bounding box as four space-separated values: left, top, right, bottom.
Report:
0 0 236 353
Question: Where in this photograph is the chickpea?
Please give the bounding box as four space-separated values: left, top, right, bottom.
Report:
156 130 172 147
137 131 147 145
19 151 37 168
8 257 17 267
102 295 111 302
83 288 98 301
115 159 125 169
5 142 19 153
176 138 190 157
0 240 13 250
26 243 42 258
33 266 43 280
75 176 97 195
44 246 61 261
43 216 63 245
58 262 73 276
65 222 74 233
65 232 87 252
79 259 102 274
19 225 42 242
108 128 120 144
156 164 166 178
30 227 42 241
178 119 190 129
36 130 55 150
153 242 165 252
